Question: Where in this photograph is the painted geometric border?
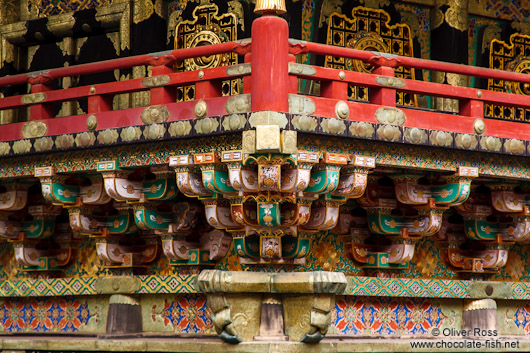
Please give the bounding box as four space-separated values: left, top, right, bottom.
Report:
0 274 529 299
0 275 196 297
137 275 196 294
297 128 530 180
0 277 97 297
0 130 243 178
346 276 530 300
1 114 530 180
347 277 469 299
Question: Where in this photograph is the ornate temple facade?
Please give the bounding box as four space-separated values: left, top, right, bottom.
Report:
0 0 530 351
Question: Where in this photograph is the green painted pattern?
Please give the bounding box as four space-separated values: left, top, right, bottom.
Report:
134 206 172 230
304 167 340 193
144 178 178 200
46 183 79 204
107 212 136 234
24 219 55 239
202 169 236 194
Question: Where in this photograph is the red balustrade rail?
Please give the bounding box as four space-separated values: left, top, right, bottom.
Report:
288 39 530 140
0 14 529 143
298 40 530 84
0 41 248 88
0 40 251 140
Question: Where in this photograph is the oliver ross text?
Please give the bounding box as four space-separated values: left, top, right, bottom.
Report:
442 328 497 337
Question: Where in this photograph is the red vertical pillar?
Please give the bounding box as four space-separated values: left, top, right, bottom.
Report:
251 15 289 112
29 83 54 120
88 85 113 114
370 66 396 107
150 65 177 105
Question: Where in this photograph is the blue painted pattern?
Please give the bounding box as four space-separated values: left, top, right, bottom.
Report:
0 298 91 332
332 297 445 335
152 294 213 333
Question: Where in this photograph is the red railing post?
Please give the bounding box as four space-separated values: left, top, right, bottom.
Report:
370 66 396 107
320 79 348 100
150 65 177 105
250 14 289 112
460 99 484 120
28 83 54 120
88 88 113 114
195 77 222 100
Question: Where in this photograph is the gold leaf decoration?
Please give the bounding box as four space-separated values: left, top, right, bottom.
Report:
55 134 75 149
97 129 119 145
12 140 32 154
455 134 478 149
34 137 54 152
376 124 401 142
75 132 96 147
168 121 192 137
0 142 10 156
222 114 246 131
349 122 375 138
292 115 317 132
120 126 142 142
321 118 346 134
143 123 166 140
21 121 47 138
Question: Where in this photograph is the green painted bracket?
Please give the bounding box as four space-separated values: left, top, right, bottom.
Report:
201 169 236 195
304 166 340 194
363 252 408 269
368 204 444 236
108 212 137 235
431 179 472 205
170 249 216 266
23 219 55 239
464 218 499 241
133 205 172 231
144 177 178 201
282 236 311 259
22 256 61 271
41 180 79 205
368 212 402 235
257 202 280 227
233 236 260 258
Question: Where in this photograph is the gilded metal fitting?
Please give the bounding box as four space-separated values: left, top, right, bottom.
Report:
473 118 485 135
195 100 208 118
254 0 286 15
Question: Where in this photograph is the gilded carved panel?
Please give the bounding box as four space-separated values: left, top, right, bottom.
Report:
487 33 530 122
324 6 417 106
26 0 113 18
174 3 240 101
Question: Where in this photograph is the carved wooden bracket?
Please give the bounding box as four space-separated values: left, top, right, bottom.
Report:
197 270 347 344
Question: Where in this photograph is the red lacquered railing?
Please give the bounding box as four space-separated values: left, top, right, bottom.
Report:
288 40 530 140
0 14 530 143
0 40 251 139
